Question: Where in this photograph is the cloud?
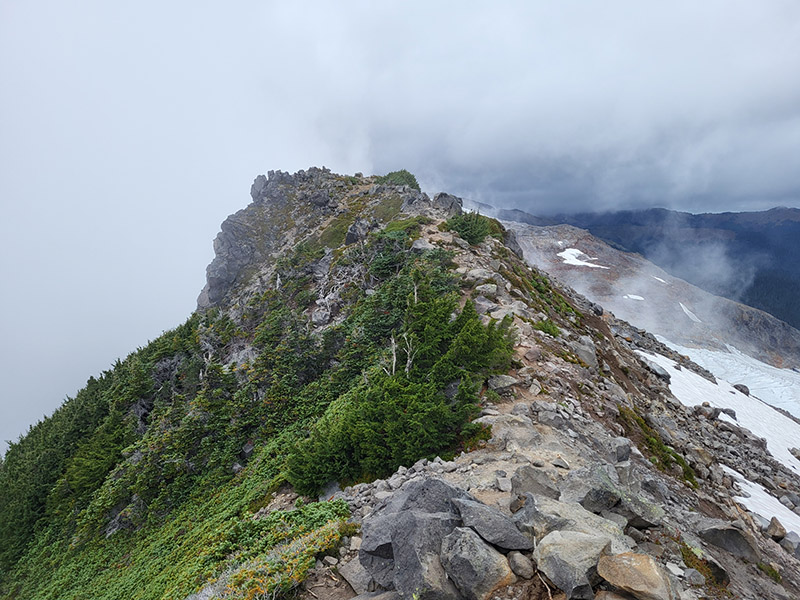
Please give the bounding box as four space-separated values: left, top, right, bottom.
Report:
2 0 800 452
258 1 800 214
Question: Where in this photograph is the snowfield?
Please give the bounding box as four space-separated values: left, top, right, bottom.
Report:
556 248 609 269
642 350 800 475
658 338 800 422
721 465 800 534
643 349 800 533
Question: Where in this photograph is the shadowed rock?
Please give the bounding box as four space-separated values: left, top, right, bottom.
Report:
440 527 516 600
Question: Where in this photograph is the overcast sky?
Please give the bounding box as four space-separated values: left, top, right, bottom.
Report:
2 1 800 453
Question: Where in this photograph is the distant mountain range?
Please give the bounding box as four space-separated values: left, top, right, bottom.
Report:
471 203 800 330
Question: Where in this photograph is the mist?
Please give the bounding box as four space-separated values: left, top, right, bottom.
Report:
2 1 800 453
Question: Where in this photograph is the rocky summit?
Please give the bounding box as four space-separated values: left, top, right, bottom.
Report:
2 168 800 600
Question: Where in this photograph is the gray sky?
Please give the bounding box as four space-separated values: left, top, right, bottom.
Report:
2 1 800 453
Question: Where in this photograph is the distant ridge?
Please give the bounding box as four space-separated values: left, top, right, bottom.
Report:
468 200 800 331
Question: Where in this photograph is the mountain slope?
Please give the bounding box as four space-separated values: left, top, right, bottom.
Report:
2 169 800 600
504 221 800 372
556 207 800 331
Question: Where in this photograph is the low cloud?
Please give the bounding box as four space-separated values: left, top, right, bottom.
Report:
262 2 800 214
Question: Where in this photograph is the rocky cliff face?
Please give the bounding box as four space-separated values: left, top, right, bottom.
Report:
197 168 460 310
191 169 800 600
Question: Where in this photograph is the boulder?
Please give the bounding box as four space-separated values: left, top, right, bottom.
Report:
465 268 494 283
697 519 761 562
452 498 533 551
767 516 787 542
511 465 560 500
779 530 800 555
311 307 331 325
559 465 622 514
474 414 541 452
683 568 706 587
346 218 373 244
639 356 671 382
487 375 519 393
475 283 498 298
473 296 498 315
512 494 632 554
429 192 463 217
557 464 663 529
359 478 469 597
609 437 632 463
410 238 435 252
569 336 599 370
597 553 678 600
440 527 516 600
533 530 612 599
507 551 535 579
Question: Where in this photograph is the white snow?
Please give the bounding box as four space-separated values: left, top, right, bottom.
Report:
658 339 800 421
623 294 645 301
678 302 702 323
721 465 800 534
640 351 800 475
651 275 667 284
557 248 610 269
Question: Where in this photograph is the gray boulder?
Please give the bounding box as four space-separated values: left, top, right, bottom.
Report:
639 356 671 382
339 558 375 595
473 414 541 453
474 283 498 298
453 498 533 551
559 465 664 528
440 527 516 600
359 478 469 597
608 437 632 463
487 375 519 393
507 551 535 579
697 519 761 562
411 238 436 252
429 192 463 218
511 465 560 500
533 530 611 599
779 530 800 556
346 218 374 244
559 465 622 514
473 295 498 315
513 494 632 554
568 336 599 370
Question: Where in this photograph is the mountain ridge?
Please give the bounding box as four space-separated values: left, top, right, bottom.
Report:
2 169 800 600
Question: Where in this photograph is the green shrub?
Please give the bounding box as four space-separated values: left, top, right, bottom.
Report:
533 319 561 337
445 212 492 245
286 295 514 496
376 169 420 191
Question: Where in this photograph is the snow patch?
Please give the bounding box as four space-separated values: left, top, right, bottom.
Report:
623 294 644 301
658 338 800 421
678 302 702 323
640 351 800 474
651 275 667 284
557 248 610 269
721 465 800 535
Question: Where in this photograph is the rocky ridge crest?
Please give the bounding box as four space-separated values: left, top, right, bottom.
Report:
194 169 800 600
